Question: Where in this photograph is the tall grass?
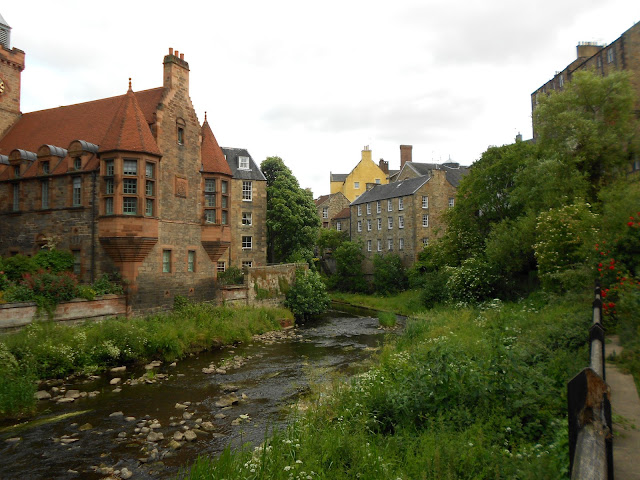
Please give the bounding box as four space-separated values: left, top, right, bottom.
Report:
183 293 590 479
331 289 423 316
0 303 293 419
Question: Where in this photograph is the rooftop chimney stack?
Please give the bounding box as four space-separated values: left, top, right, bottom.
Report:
378 158 389 174
400 145 412 169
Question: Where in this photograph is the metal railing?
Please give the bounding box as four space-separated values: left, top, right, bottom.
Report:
567 282 613 479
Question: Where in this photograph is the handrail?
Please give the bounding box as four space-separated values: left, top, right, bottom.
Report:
567 281 613 479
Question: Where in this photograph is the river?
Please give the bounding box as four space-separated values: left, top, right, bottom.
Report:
0 305 399 479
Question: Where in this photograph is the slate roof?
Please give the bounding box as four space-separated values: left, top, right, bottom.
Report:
351 175 430 205
330 173 348 182
201 118 232 175
0 87 165 155
221 147 266 181
401 162 469 187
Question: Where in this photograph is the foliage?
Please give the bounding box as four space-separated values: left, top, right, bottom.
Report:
372 254 408 295
445 255 500 304
183 294 589 479
0 254 38 283
217 266 245 286
534 69 639 198
377 311 396 327
0 303 293 419
261 156 320 264
285 247 315 269
330 241 368 293
316 229 348 256
284 269 330 319
92 274 124 296
32 249 74 273
534 203 599 292
420 270 449 308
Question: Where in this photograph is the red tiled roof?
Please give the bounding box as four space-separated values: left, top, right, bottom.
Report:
99 87 161 156
333 207 351 219
0 88 164 155
201 119 232 175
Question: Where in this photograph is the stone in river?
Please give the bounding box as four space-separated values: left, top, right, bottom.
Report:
34 390 51 400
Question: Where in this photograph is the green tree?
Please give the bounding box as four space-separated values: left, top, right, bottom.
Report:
373 254 408 295
331 241 367 293
316 229 348 257
261 157 320 264
534 69 638 198
284 269 330 318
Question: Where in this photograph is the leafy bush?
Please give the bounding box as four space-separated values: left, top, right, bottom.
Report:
92 274 124 296
21 270 78 306
217 266 245 286
420 269 449 308
0 255 37 283
285 269 330 318
33 249 74 273
0 270 9 291
372 253 408 295
446 256 500 303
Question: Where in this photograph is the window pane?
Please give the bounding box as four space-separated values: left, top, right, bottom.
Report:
146 162 154 179
106 178 114 195
221 210 228 225
146 180 154 196
205 179 216 192
105 197 113 215
188 251 195 272
73 177 82 206
41 181 49 209
222 196 228 208
242 181 252 201
123 159 137 175
123 197 137 214
145 199 153 216
205 209 216 223
221 181 228 194
123 178 137 194
205 193 216 207
162 250 171 273
105 160 114 176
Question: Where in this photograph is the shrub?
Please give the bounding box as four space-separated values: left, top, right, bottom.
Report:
420 269 449 308
92 273 124 296
21 270 78 306
0 255 37 283
373 254 408 295
217 266 245 286
33 249 74 273
285 269 330 318
446 255 500 303
0 270 9 291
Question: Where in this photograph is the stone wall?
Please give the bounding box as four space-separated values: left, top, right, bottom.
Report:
0 294 127 331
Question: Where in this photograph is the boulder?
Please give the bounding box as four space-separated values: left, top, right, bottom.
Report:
35 390 51 400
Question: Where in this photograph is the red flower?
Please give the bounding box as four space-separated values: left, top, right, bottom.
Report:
609 266 615 270
598 263 603 267
608 302 615 308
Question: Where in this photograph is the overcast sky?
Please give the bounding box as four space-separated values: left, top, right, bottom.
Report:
3 1 639 196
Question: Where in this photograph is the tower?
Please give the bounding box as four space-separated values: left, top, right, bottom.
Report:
0 13 25 139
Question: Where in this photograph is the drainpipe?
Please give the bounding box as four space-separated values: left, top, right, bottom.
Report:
90 170 97 283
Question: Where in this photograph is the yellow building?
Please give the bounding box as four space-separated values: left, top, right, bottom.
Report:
330 146 389 202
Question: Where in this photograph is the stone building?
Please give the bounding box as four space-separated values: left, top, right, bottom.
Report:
330 146 389 202
221 147 267 270
350 165 466 276
331 207 350 233
531 21 640 173
0 19 252 311
315 191 349 229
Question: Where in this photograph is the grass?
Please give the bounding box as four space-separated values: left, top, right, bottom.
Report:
0 303 293 419
607 288 640 393
330 289 423 316
181 292 592 479
377 311 396 327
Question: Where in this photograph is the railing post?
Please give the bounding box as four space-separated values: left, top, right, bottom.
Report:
567 280 613 479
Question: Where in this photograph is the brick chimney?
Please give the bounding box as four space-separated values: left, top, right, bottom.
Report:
400 145 412 169
378 158 389 174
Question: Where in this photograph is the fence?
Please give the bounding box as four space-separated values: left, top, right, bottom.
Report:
567 282 613 479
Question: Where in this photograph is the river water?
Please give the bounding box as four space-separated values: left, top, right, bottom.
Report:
0 306 399 479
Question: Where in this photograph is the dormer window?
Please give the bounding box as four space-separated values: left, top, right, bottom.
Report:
74 158 82 170
239 156 250 170
13 165 19 178
42 161 50 175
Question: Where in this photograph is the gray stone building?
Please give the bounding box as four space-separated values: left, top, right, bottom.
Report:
222 147 267 270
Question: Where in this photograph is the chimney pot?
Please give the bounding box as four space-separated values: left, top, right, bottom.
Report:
180 53 184 60
169 47 173 55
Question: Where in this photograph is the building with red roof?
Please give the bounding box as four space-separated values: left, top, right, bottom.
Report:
0 19 259 311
